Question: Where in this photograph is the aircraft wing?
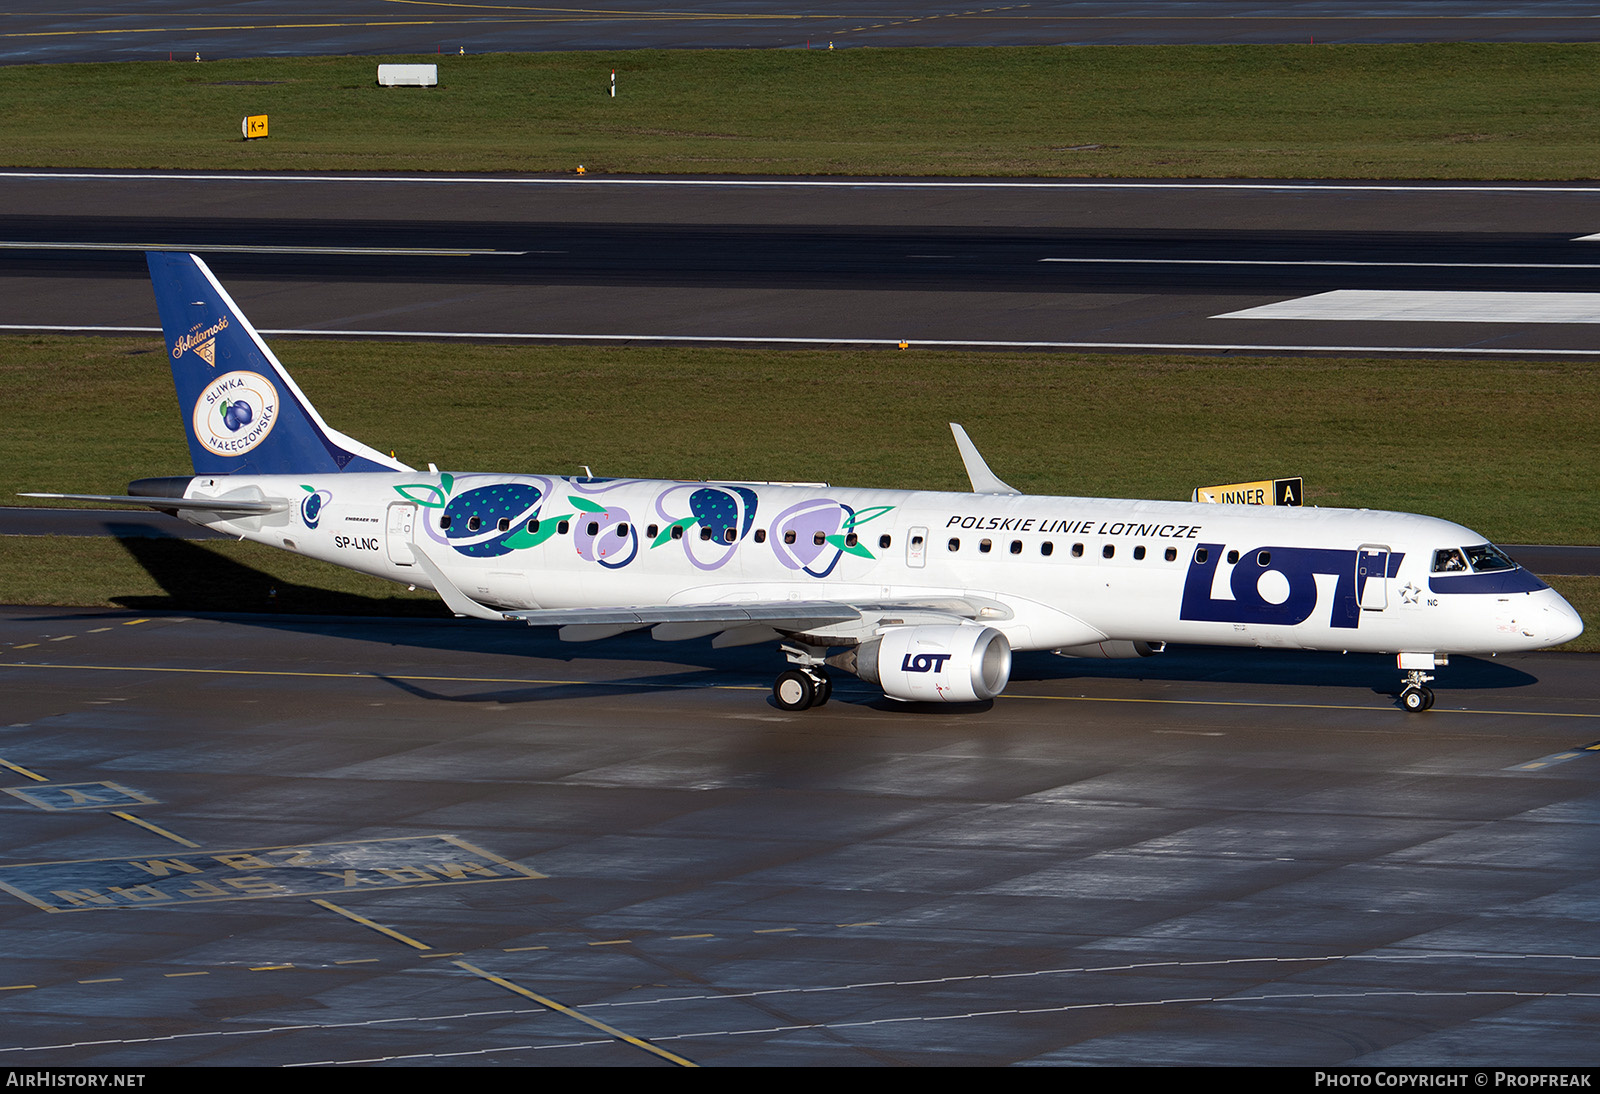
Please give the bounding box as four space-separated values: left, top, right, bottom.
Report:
502 597 1010 646
410 543 1006 645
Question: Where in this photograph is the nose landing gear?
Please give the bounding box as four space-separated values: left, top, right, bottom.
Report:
1397 652 1443 712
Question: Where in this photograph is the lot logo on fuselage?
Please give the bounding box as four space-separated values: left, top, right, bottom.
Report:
1179 543 1403 630
192 370 279 457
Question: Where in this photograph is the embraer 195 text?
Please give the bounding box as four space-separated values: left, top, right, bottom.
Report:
31 253 1584 712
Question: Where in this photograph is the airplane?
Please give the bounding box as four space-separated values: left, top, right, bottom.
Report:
27 252 1585 713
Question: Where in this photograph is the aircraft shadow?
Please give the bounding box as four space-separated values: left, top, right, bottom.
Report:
1010 646 1538 696
110 535 450 618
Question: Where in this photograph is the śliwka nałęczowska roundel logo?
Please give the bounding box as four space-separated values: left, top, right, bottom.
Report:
192 371 280 457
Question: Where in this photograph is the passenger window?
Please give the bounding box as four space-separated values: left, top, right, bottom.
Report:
646 523 657 538
979 539 992 554
1009 540 1022 554
1133 545 1145 560
585 521 598 536
440 515 452 530
784 530 796 545
1257 550 1271 566
671 525 684 540
755 529 767 543
1071 543 1084 557
558 520 569 535
813 531 826 546
700 527 713 541
1227 549 1239 564
1195 547 1209 564
845 532 858 547
1102 544 1114 559
724 527 737 543
499 518 511 532
617 523 628 537
948 538 960 552
467 516 481 532
527 518 540 533
880 534 892 549
1165 547 1176 562
1041 541 1053 557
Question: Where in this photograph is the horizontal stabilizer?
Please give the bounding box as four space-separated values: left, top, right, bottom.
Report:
19 492 285 516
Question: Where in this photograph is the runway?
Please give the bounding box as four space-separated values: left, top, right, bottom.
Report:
2 604 1598 1066
7 172 1600 357
7 2 1599 64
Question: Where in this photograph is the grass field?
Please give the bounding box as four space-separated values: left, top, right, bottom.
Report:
3 44 1600 178
1 334 1595 648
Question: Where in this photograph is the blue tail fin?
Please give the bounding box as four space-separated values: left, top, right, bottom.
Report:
147 251 411 476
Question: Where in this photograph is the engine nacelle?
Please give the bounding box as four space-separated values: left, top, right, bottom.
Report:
850 624 1012 703
1053 640 1164 660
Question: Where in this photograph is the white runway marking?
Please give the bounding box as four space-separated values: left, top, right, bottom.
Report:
4 170 1600 194
5 323 1600 356
1216 290 1600 324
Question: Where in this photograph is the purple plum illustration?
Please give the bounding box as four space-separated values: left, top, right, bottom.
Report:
771 499 849 575
573 503 637 568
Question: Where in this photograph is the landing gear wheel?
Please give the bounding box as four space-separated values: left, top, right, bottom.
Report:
774 669 817 711
1401 685 1435 713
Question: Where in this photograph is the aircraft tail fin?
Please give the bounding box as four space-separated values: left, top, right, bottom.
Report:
146 251 411 476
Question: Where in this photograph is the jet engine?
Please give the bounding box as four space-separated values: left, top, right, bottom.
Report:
841 624 1012 703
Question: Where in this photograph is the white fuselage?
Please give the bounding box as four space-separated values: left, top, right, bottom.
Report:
181 471 1583 659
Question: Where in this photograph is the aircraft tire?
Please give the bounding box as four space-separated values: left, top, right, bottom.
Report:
1401 685 1433 713
775 669 817 711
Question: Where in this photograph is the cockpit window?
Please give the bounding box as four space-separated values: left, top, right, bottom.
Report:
1464 544 1517 572
1432 548 1467 573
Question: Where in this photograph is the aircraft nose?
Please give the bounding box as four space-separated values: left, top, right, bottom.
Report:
1542 591 1585 646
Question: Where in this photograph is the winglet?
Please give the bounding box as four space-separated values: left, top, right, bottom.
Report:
950 424 1020 495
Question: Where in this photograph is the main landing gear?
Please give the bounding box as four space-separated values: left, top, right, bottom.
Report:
774 642 834 711
774 667 832 711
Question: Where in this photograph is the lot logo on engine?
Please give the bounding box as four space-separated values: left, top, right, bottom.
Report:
902 653 953 673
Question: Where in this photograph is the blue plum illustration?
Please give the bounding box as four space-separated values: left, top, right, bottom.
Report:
442 483 544 558
221 399 252 432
